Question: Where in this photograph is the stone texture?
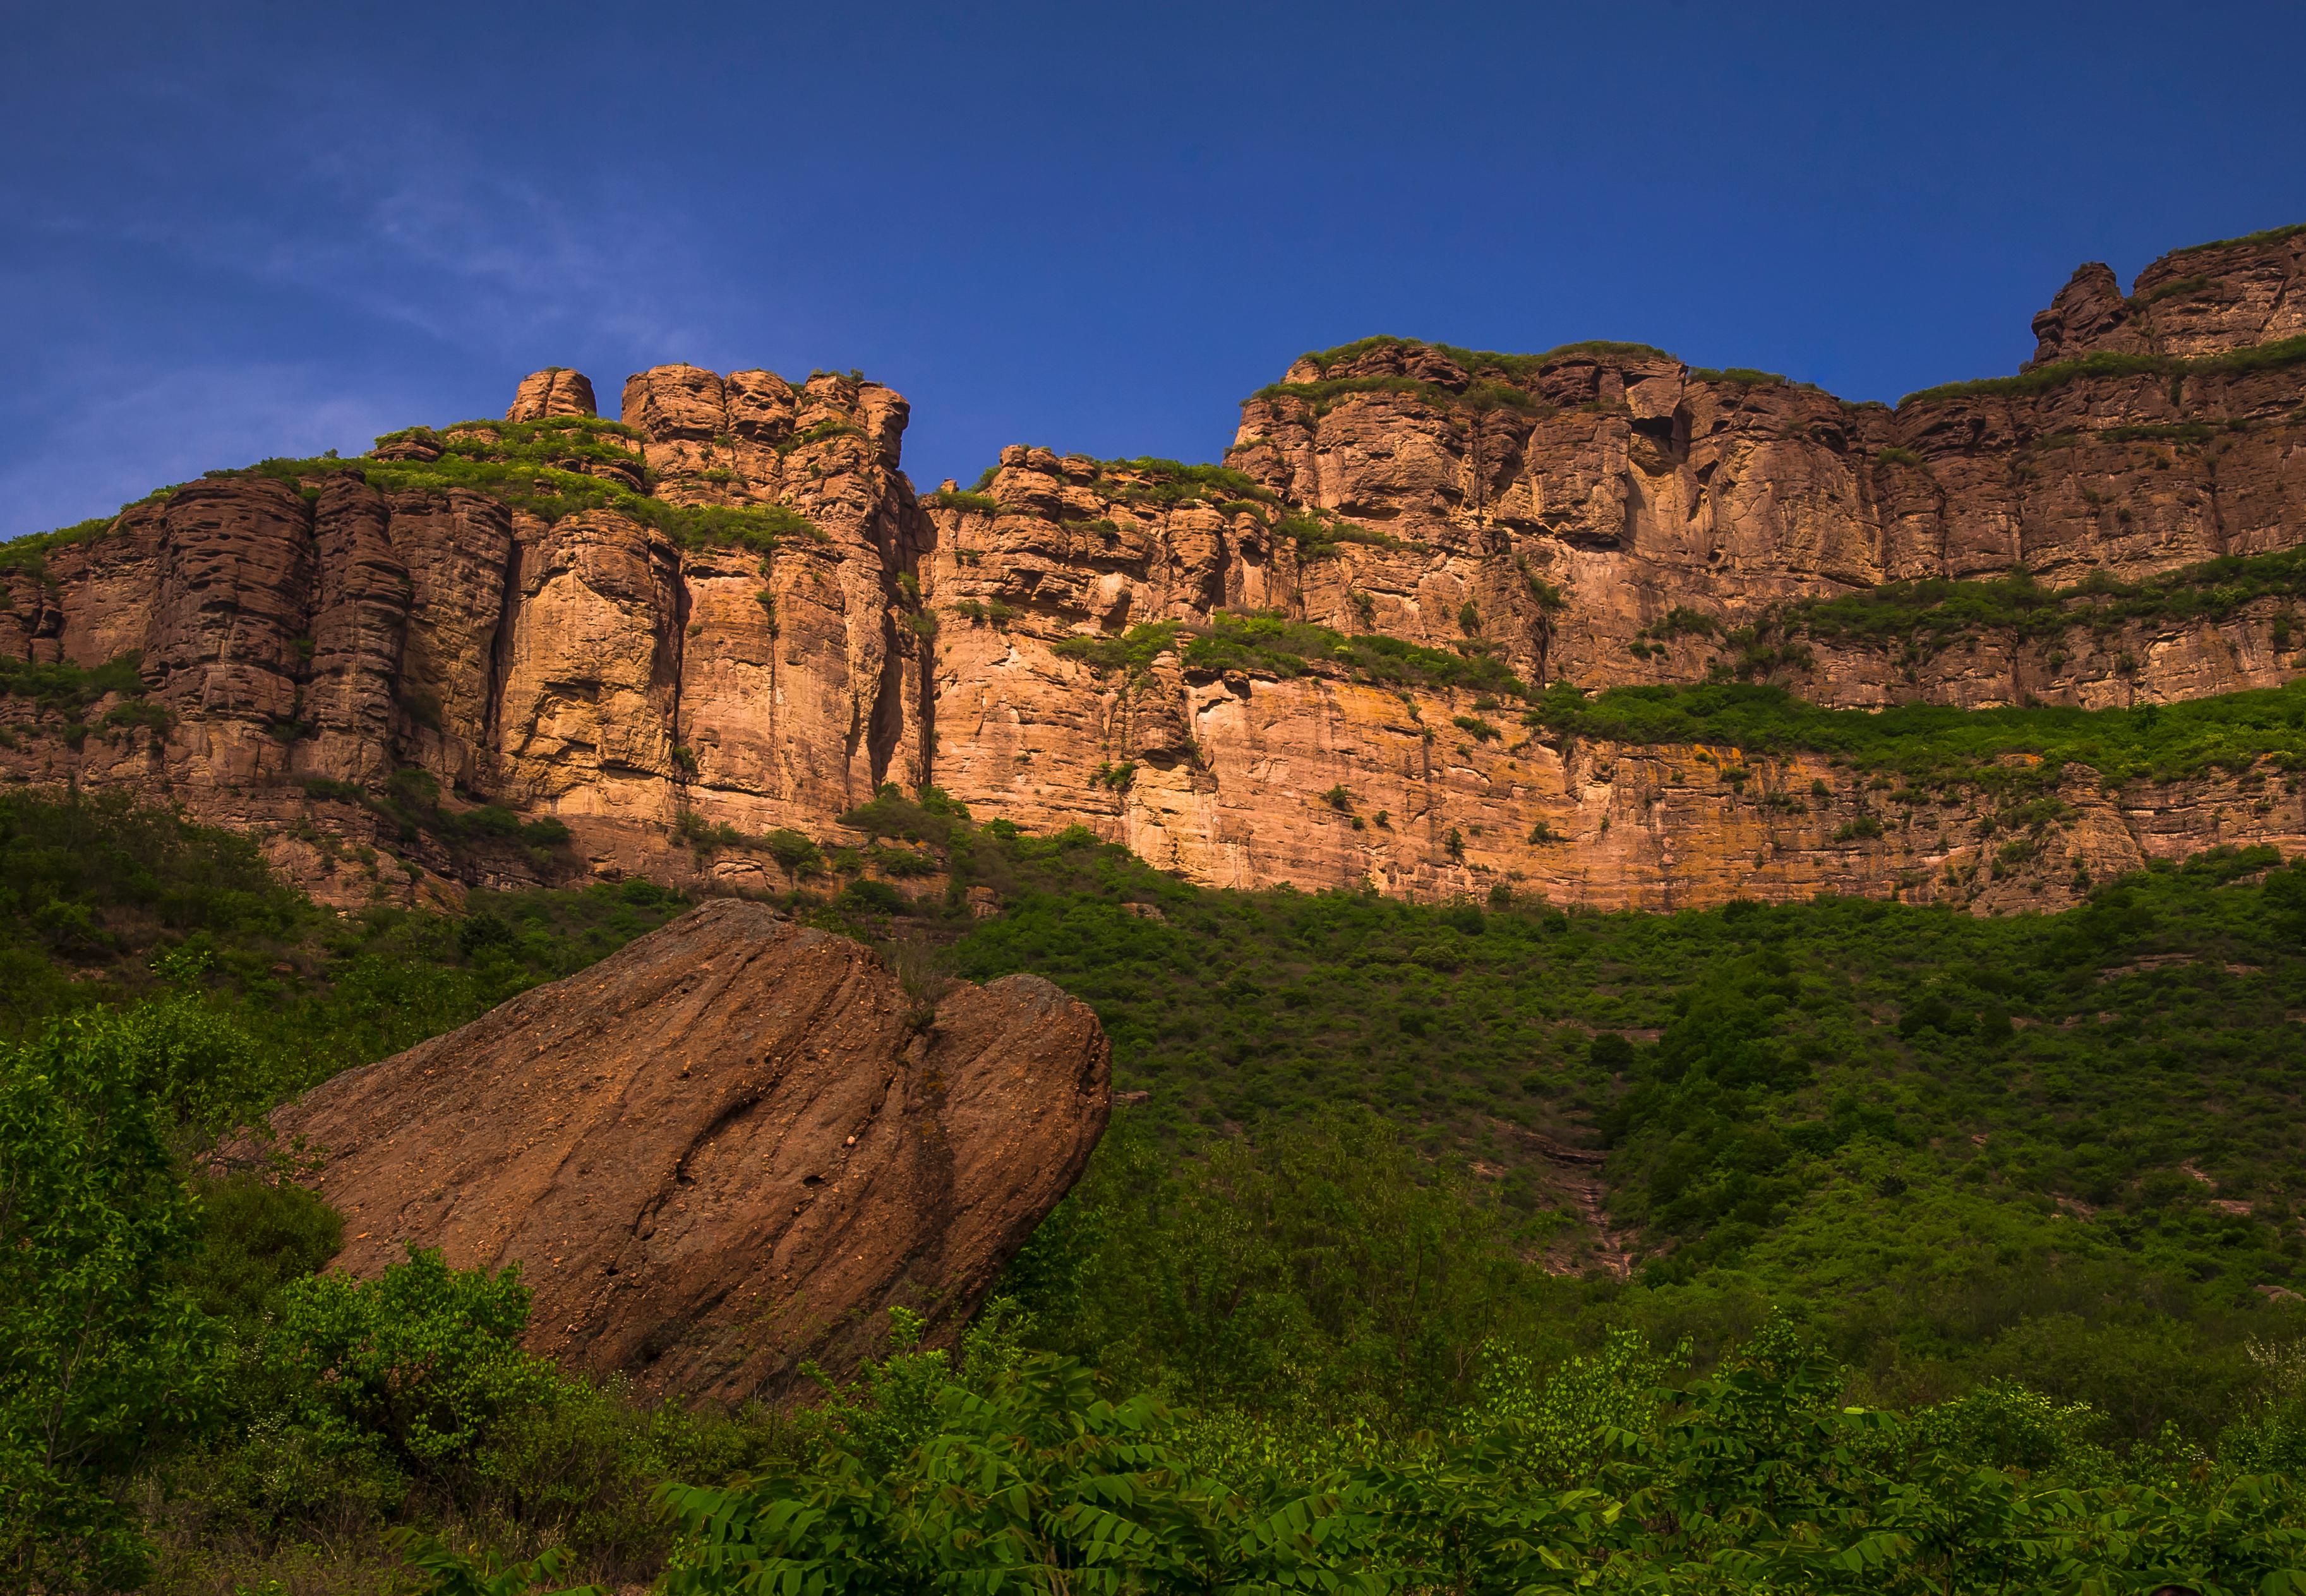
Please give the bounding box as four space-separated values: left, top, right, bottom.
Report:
271 898 1111 1399
507 368 598 423
6 222 2306 915
2027 263 2141 368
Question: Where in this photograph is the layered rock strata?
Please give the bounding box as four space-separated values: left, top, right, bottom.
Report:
1 366 934 904
5 223 2306 910
272 897 1112 1399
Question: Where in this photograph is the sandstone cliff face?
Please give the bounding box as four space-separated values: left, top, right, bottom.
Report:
6 225 2306 913
1208 327 2306 696
507 368 599 423
2031 227 2306 365
1 364 934 904
272 898 1112 1398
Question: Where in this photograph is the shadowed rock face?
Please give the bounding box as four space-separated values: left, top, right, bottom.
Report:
270 899 1110 1401
8 223 2306 913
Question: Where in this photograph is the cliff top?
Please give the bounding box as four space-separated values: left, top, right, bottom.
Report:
1249 220 2306 417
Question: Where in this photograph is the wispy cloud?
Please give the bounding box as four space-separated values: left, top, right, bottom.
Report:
28 92 729 364
0 90 764 539
0 363 413 539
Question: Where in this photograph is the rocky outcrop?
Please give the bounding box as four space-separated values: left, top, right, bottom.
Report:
507 368 598 423
0 363 935 905
270 897 1112 1400
6 222 2306 913
2034 225 2306 363
1204 334 2306 694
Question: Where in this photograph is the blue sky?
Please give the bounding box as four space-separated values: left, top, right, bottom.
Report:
4 1 2302 538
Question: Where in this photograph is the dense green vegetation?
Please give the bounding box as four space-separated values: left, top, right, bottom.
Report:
954 834 2306 1425
9 788 2306 1589
234 416 821 556
0 788 686 1067
1523 676 2306 791
0 652 168 748
1780 544 2306 657
1899 333 2306 408
0 413 824 577
1054 609 1530 698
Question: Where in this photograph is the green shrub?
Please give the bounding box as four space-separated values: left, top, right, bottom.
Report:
277 1247 566 1478
0 1010 221 1590
1786 543 2306 660
928 488 1000 514
182 1173 345 1325
655 1311 2306 1596
840 878 906 915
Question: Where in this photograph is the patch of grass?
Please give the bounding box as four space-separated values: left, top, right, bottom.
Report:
1525 677 2306 792
1084 457 1279 509
1690 366 1789 387
1251 373 1553 418
229 442 823 558
1057 611 1531 699
1293 335 1676 379
2129 273 2213 308
1271 510 1406 559
2162 220 2306 258
1052 621 1182 677
0 652 151 719
1784 544 2306 656
1900 334 2306 408
0 492 180 584
305 767 573 859
1252 337 1675 416
929 488 1000 514
0 411 828 565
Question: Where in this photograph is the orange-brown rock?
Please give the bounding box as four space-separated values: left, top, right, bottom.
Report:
6 225 2306 913
507 368 598 422
270 897 1111 1398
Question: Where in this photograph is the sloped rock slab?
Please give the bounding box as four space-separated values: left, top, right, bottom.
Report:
273 898 1109 1400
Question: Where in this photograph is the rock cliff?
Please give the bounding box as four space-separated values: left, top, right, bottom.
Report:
272 897 1112 1400
5 222 2305 911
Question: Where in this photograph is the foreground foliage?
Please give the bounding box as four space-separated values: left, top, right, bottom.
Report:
3 789 2306 1588
658 1317 2306 1595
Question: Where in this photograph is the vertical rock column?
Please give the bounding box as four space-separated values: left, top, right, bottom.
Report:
145 477 320 788
507 368 598 422
300 474 414 786
390 489 517 790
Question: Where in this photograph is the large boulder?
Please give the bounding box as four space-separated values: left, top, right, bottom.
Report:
272 898 1109 1401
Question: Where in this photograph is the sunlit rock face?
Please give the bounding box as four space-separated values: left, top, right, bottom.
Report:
8 224 2306 912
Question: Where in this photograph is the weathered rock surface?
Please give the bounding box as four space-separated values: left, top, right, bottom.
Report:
7 222 2306 912
270 897 1111 1399
507 368 598 423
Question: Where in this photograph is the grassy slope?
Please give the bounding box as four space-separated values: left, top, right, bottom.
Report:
12 788 2306 1592
8 787 2305 1441
942 836 2305 1415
